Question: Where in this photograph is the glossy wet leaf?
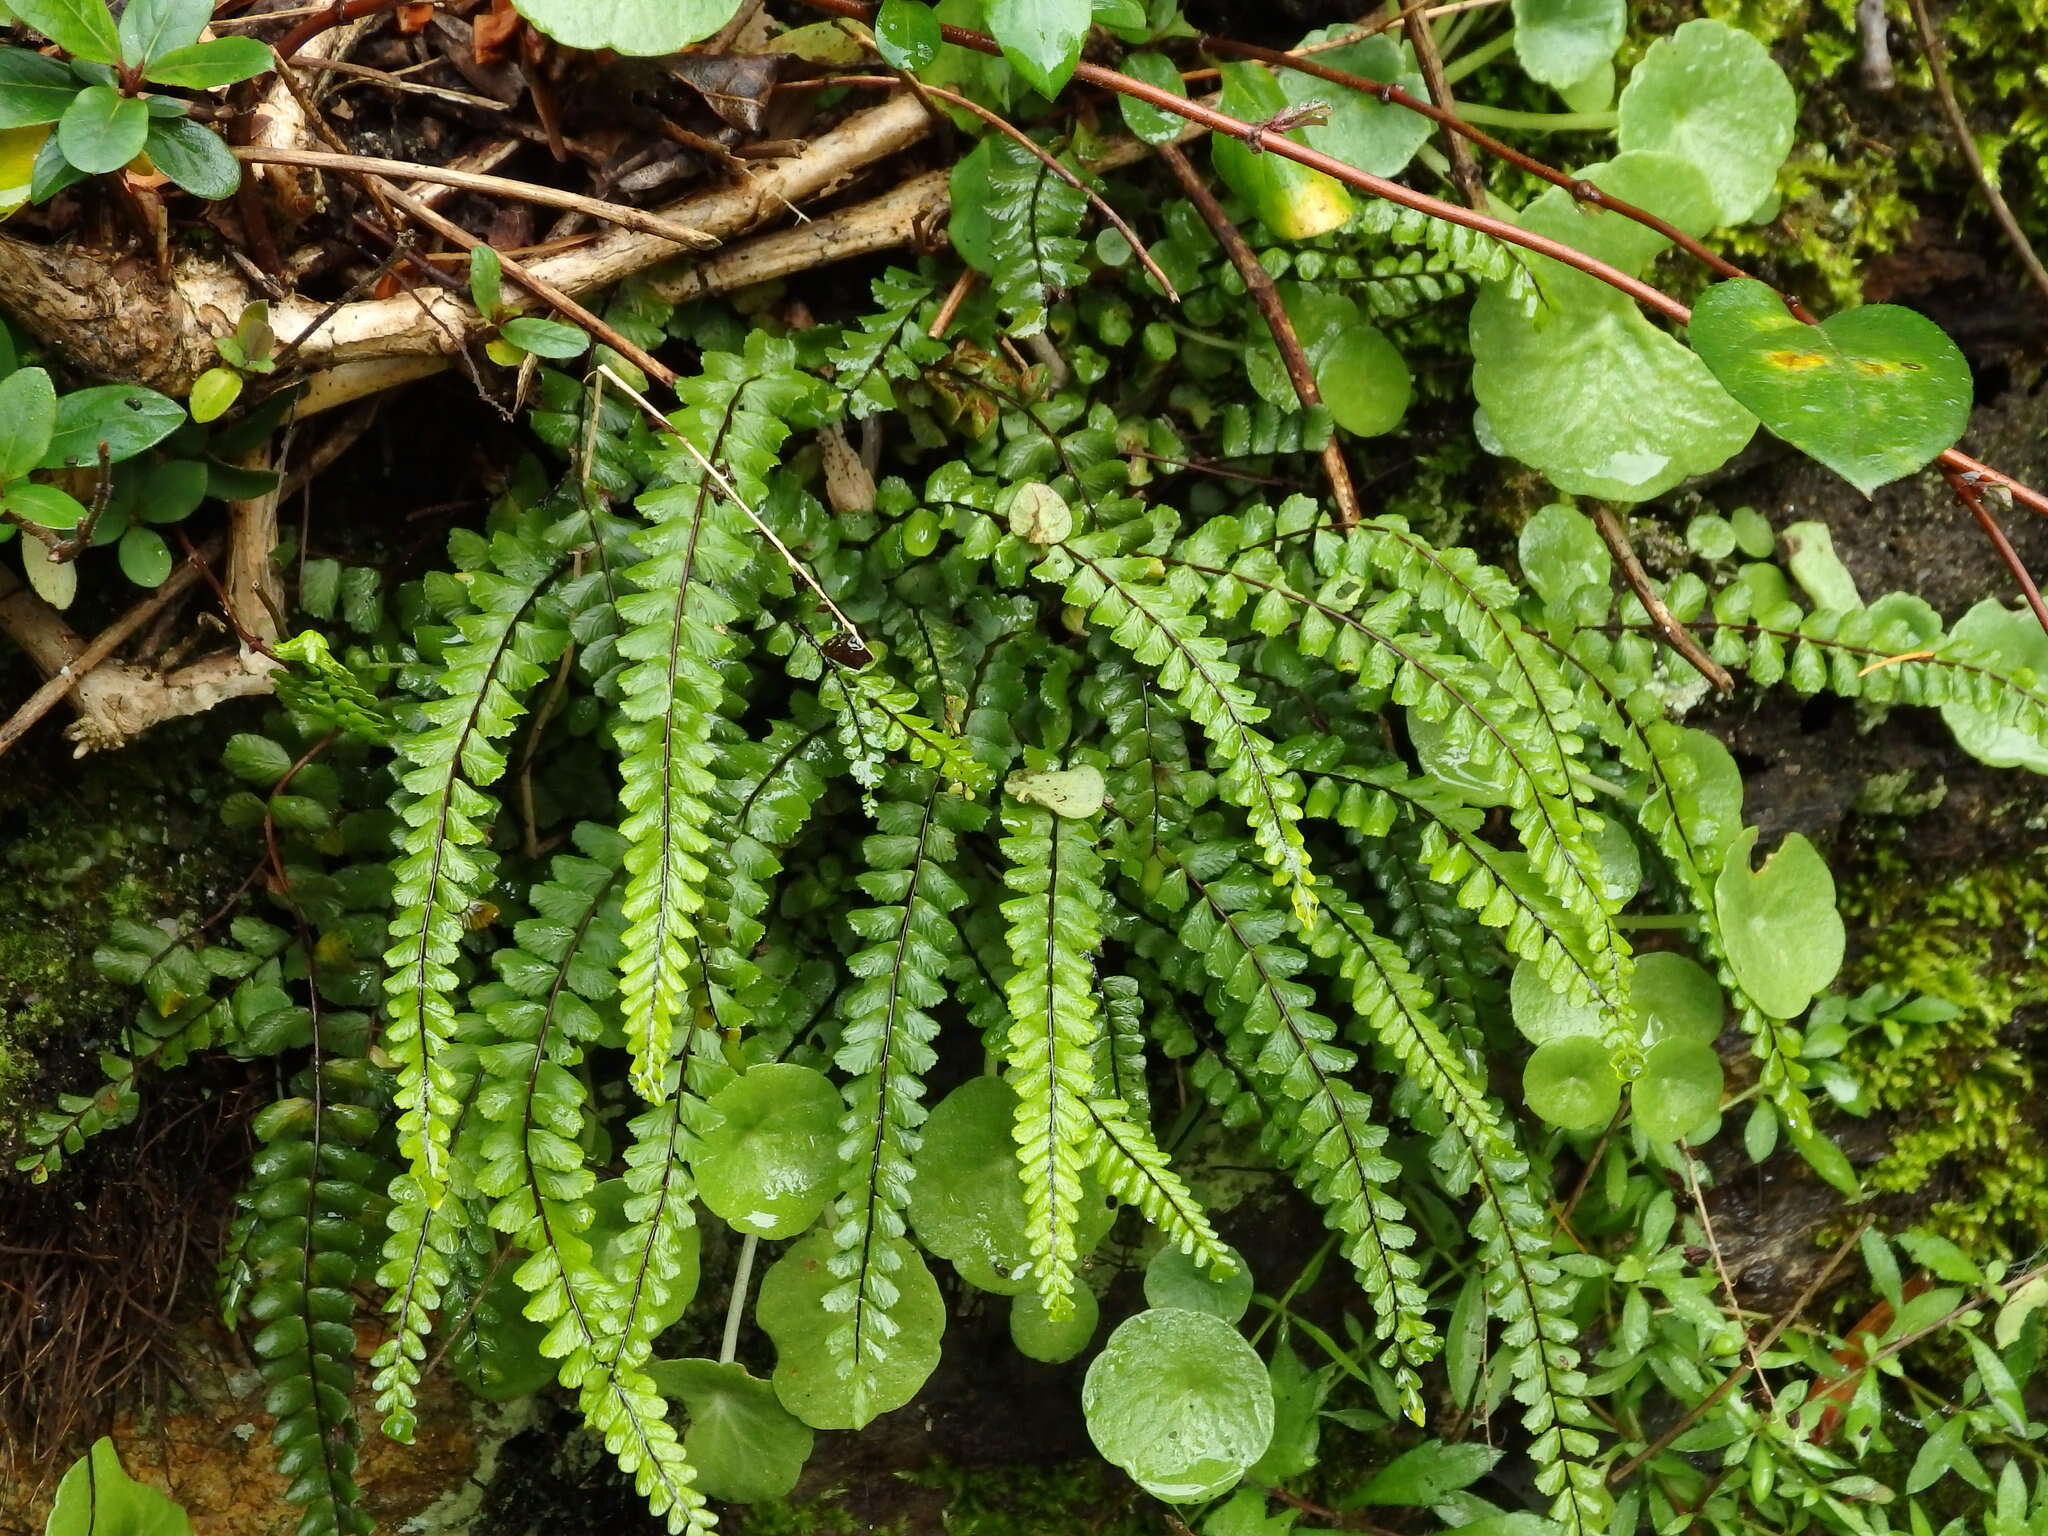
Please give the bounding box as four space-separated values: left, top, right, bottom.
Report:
1144 1241 1251 1322
694 1062 842 1239
1713 826 1844 1019
1632 1038 1723 1142
1508 957 1603 1045
3 480 87 530
876 0 942 70
143 117 239 200
1011 1282 1098 1362
1116 51 1188 146
45 1437 192 1536
57 85 146 174
118 0 211 67
42 383 184 468
1617 19 1795 224
0 363 55 480
1351 1438 1503 1505
1523 1036 1620 1131
1689 277 1972 495
988 0 1088 97
1211 64 1353 243
1083 1308 1275 1503
907 1074 1033 1290
759 1231 944 1429
1281 31 1431 177
509 0 747 54
118 525 172 587
1519 503 1610 607
647 1357 814 1502
1943 599 2048 773
1470 154 1752 501
1512 0 1625 90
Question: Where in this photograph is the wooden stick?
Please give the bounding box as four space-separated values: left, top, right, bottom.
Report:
1591 506 1735 694
1155 141 1363 529
233 145 721 250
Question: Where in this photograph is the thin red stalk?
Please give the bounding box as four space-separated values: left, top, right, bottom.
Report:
1945 465 2048 637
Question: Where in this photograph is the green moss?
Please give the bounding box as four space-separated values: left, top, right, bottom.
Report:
728 1458 1152 1536
0 716 242 1132
1842 852 2048 1256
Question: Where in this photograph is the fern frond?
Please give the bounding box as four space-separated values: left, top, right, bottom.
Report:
1354 250 1477 320
984 136 1087 338
383 522 569 1199
614 348 809 1101
824 767 979 1426
1094 972 1152 1116
998 793 1106 1317
824 662 995 798
1356 199 1534 310
1041 531 1315 921
1085 1093 1229 1270
828 266 948 416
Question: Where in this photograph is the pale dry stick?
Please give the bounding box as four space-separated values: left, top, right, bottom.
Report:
928 265 978 340
1155 141 1364 529
233 146 721 250
1904 0 2048 307
1606 1221 1870 1487
595 364 871 654
1680 1141 1775 1411
0 540 220 756
1593 505 1734 693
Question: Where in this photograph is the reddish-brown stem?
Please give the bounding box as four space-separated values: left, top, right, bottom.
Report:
1195 33 1807 314
1944 464 2048 637
275 0 397 61
1592 506 1734 693
793 0 2048 526
1156 140 1363 528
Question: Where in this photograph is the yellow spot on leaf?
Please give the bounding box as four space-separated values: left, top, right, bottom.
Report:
1765 350 1829 371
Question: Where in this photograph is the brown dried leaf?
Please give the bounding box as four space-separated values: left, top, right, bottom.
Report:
655 52 789 136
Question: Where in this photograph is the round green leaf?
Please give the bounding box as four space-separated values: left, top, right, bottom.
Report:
759 1231 945 1430
3 480 88 530
907 1074 1033 1290
1617 18 1795 225
1688 277 1973 497
1633 1037 1724 1143
1144 1242 1250 1323
188 365 243 425
1116 51 1188 146
1523 1036 1621 1132
1713 826 1844 1020
695 1063 842 1239
988 0 1088 97
1083 1309 1275 1503
1212 64 1353 243
143 116 239 200
57 85 147 175
43 383 185 468
1519 503 1610 607
1730 505 1776 558
117 524 171 587
1011 1282 1098 1363
1317 324 1412 437
1686 512 1736 560
1509 958 1603 1045
648 1357 814 1503
140 36 272 89
0 363 55 481
875 0 942 70
451 1265 554 1402
1943 598 2048 773
1630 951 1723 1046
509 0 747 54
1513 0 1625 90
1281 31 1431 178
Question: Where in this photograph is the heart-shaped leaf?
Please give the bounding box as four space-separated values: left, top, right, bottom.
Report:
1280 30 1431 178
1689 277 1973 495
988 0 1089 98
1713 826 1844 1019
1513 0 1625 91
646 1357 815 1502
